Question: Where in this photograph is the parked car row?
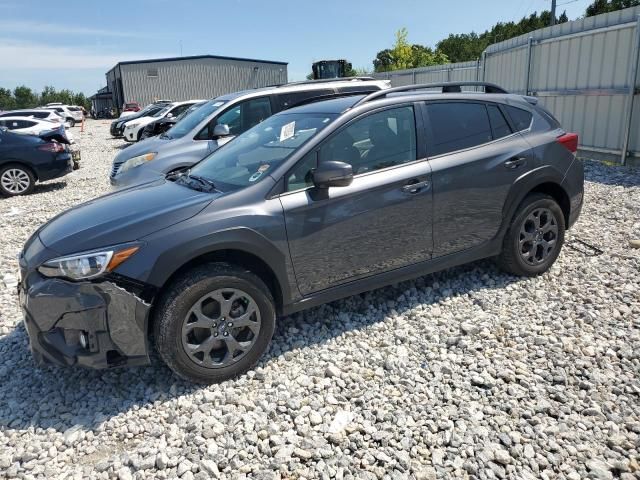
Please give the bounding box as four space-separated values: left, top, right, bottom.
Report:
20 79 583 383
110 78 390 186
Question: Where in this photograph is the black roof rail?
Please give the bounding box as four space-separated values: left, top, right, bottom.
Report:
352 81 509 107
277 76 377 88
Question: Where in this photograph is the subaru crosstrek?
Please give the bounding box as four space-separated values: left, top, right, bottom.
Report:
18 82 583 384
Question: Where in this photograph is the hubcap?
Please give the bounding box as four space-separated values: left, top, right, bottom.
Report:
181 288 261 368
1 168 30 194
518 207 559 265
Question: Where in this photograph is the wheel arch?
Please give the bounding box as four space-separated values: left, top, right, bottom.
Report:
500 165 570 238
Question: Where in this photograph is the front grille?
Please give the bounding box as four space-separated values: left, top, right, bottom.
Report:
110 160 124 178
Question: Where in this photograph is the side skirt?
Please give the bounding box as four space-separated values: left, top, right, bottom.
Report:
281 238 502 316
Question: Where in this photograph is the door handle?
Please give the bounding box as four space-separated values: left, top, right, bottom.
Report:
402 179 431 194
504 157 526 169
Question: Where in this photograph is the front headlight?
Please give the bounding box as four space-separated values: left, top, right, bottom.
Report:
118 152 157 174
126 123 138 129
38 246 139 280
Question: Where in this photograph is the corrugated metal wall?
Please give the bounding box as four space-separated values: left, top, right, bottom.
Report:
118 57 288 108
374 6 640 165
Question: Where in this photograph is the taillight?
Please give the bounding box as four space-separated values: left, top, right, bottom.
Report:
557 132 578 154
38 143 65 153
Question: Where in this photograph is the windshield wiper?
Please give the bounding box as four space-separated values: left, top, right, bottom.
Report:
181 174 216 192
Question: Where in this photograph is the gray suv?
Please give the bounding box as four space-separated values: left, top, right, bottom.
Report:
109 78 390 187
19 82 583 384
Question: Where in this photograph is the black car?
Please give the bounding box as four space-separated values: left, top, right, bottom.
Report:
0 126 73 196
19 82 583 383
140 101 207 140
110 103 170 137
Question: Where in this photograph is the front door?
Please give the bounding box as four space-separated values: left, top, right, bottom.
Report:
279 105 434 295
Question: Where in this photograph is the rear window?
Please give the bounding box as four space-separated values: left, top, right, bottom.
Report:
426 102 493 157
487 104 512 139
505 106 533 131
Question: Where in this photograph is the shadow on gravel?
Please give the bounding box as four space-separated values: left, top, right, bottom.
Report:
32 181 67 195
583 159 640 187
0 259 520 434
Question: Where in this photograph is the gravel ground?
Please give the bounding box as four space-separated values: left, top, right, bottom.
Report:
0 119 639 480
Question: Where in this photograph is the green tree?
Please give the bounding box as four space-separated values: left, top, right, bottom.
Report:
586 0 639 16
373 28 450 72
436 10 568 63
13 86 37 109
0 88 15 110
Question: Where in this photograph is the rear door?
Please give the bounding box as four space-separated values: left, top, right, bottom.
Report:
280 103 433 295
423 101 533 257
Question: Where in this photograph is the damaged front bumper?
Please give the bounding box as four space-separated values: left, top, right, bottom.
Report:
18 267 153 369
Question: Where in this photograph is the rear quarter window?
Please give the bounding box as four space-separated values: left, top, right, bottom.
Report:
505 106 533 131
425 102 493 157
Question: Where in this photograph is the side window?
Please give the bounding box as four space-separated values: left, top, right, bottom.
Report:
318 106 417 175
505 106 533 131
487 104 512 139
277 89 333 110
22 120 36 128
426 102 493 157
196 97 272 140
170 104 190 117
286 151 317 192
34 112 48 119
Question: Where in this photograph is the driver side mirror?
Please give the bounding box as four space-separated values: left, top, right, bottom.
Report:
166 113 174 119
312 161 353 189
212 124 230 139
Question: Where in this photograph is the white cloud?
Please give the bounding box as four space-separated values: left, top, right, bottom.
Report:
0 19 147 38
0 39 169 70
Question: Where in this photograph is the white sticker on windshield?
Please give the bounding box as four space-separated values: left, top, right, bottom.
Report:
279 121 295 142
212 101 225 107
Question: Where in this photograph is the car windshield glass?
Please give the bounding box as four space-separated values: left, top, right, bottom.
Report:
152 106 171 118
167 99 227 139
187 112 337 191
177 102 206 121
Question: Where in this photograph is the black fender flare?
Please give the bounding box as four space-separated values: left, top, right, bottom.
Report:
147 226 297 306
497 165 568 239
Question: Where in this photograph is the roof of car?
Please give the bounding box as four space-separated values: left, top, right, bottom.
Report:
214 79 389 102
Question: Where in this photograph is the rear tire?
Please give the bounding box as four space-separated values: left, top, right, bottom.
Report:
0 164 35 197
154 263 276 384
67 118 75 128
497 193 565 276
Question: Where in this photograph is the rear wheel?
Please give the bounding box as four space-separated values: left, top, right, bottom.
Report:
0 164 35 196
67 118 75 128
497 193 565 276
154 263 276 384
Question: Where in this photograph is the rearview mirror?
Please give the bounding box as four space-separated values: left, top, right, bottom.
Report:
312 161 353 189
212 124 230 139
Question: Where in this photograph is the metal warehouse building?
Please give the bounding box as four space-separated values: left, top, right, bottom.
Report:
106 54 288 111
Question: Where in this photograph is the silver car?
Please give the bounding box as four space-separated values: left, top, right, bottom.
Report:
109 78 390 187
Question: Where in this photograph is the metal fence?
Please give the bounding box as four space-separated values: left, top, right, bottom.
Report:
374 6 640 165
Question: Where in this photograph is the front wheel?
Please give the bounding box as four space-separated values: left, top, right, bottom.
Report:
154 263 276 384
67 118 75 128
497 193 565 276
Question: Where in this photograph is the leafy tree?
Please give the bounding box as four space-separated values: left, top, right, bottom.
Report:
373 28 449 72
13 86 38 109
0 88 15 110
586 0 639 16
436 10 568 63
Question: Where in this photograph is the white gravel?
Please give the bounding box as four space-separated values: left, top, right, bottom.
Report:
0 119 639 479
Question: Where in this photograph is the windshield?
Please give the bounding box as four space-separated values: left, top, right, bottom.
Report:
187 112 337 191
152 105 172 118
167 99 227 139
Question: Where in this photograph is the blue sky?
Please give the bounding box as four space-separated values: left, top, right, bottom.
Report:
1 0 594 95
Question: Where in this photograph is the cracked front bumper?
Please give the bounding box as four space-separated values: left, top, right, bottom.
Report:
18 272 152 369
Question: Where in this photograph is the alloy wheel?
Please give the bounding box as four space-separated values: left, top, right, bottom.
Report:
1 168 31 194
181 288 261 368
518 207 559 265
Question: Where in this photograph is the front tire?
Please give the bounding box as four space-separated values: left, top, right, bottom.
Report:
67 118 75 128
154 263 276 384
497 193 565 276
0 164 35 196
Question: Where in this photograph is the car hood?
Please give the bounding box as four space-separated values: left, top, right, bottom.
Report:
38 179 217 255
113 136 169 163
